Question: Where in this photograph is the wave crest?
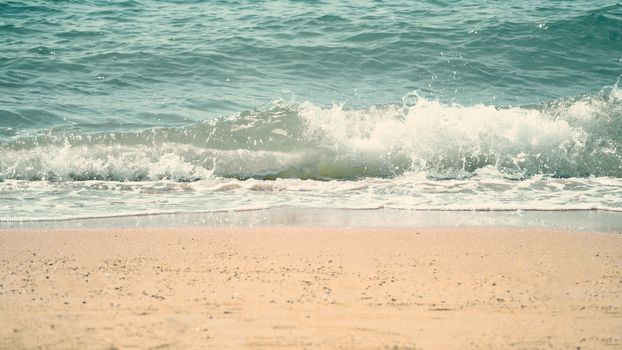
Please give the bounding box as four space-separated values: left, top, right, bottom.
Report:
1 86 621 181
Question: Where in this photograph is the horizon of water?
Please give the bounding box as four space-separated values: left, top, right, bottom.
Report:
1 1 621 222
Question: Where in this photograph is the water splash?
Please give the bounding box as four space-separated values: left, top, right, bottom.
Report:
2 86 620 182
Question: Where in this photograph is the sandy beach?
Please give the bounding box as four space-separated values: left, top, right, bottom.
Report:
1 227 620 349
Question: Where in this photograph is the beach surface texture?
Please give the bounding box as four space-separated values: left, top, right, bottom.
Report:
1 227 620 349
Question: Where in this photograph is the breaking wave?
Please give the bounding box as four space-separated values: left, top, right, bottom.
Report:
1 85 621 182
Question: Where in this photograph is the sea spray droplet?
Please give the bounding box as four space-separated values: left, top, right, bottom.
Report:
402 92 419 107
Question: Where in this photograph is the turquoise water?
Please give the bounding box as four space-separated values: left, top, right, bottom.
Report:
1 1 621 221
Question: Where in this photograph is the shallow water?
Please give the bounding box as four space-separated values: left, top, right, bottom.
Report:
1 1 621 221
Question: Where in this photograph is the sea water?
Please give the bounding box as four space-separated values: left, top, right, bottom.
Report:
1 1 621 221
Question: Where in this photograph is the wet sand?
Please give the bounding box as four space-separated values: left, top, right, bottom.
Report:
0 227 620 349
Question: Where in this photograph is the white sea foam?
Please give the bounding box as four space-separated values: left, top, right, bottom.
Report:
0 88 620 220
1 87 620 182
1 173 622 222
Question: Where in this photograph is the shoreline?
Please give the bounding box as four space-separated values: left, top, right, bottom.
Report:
1 226 621 349
3 207 622 233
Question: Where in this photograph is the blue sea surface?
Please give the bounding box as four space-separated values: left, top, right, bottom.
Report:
0 1 621 221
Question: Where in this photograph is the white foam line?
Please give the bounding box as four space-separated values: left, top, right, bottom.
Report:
2 205 621 224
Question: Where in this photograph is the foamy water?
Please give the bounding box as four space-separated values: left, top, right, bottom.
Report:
2 87 622 221
1 1 621 222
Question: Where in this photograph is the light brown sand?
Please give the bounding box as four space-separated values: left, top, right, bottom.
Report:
0 227 620 349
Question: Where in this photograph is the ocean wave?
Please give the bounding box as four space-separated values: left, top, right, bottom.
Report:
2 173 622 222
1 84 620 182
